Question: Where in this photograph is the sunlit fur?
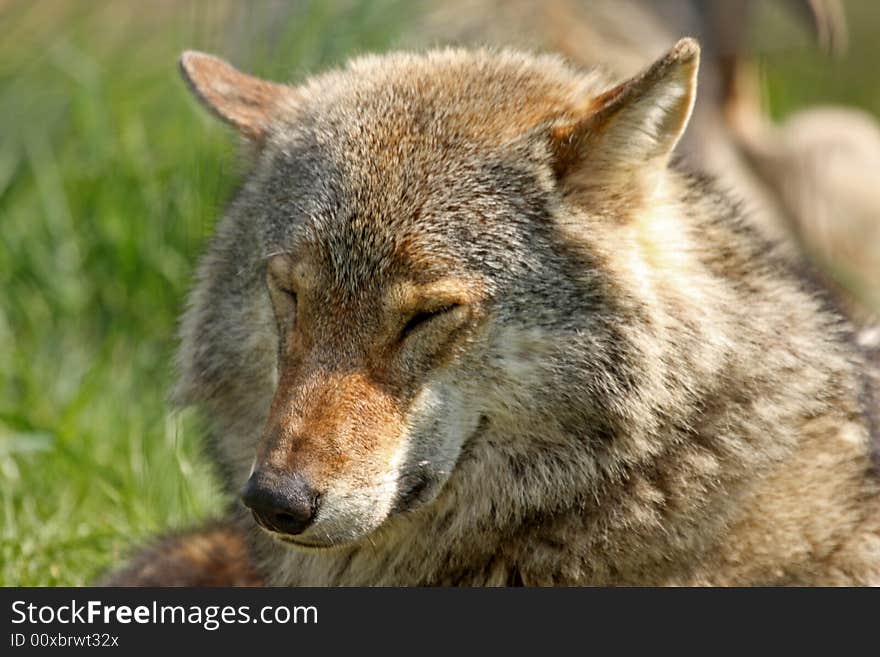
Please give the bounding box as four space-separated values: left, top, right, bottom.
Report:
105 42 879 586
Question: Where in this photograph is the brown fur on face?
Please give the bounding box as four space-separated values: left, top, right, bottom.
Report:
253 244 489 546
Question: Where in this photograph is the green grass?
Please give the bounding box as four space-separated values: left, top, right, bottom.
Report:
1 0 877 586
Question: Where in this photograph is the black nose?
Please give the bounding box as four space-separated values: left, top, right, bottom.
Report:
241 470 319 536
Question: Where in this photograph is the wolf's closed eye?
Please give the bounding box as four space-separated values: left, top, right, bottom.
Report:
266 267 298 340
266 265 298 304
277 286 297 302
399 304 459 341
267 279 297 308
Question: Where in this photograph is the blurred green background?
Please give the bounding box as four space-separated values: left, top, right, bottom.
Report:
1 0 877 585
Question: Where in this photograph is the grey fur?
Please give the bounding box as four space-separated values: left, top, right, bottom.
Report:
110 43 879 586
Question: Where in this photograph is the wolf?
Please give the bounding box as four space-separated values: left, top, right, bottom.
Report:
102 36 880 586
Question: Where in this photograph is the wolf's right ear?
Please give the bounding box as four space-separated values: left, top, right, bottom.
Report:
550 38 700 194
179 51 294 141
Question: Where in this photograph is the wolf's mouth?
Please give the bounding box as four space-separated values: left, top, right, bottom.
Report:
391 472 435 513
261 415 492 550
275 534 340 551
391 414 490 515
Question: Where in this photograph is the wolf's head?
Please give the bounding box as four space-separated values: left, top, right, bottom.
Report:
176 41 699 549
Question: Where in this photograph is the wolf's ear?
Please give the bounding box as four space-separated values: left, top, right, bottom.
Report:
179 51 293 141
550 38 699 190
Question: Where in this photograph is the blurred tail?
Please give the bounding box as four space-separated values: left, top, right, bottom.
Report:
98 519 262 587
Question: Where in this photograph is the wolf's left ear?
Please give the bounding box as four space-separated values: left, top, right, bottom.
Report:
179 51 294 141
550 38 700 190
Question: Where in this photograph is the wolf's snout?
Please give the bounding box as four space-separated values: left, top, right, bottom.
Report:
240 470 319 536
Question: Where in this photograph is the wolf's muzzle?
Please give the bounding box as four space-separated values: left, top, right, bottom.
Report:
241 470 319 536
